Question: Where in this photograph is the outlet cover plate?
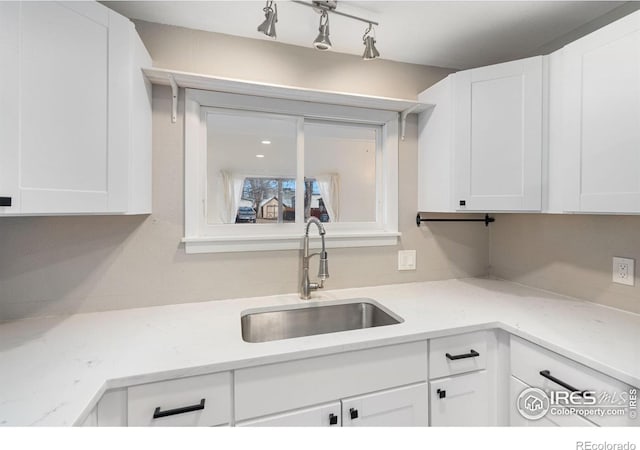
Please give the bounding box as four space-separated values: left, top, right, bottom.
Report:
612 257 635 286
398 250 417 271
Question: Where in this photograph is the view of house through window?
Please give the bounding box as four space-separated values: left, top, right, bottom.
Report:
235 177 329 224
206 109 379 226
238 177 296 223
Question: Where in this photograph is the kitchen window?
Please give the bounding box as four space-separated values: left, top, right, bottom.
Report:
184 89 399 253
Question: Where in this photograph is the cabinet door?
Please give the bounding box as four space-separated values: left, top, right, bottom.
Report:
562 11 640 213
454 56 543 211
509 376 596 427
0 2 20 214
341 383 428 427
237 402 341 427
3 2 131 214
430 371 491 426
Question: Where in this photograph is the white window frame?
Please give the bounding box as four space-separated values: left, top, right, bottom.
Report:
184 88 399 253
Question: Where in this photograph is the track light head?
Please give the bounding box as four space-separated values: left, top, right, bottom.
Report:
362 24 380 60
257 1 277 38
313 11 332 50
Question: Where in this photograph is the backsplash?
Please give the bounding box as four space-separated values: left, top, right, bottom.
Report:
490 214 640 314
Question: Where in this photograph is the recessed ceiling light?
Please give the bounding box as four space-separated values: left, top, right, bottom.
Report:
261 140 272 145
256 154 265 158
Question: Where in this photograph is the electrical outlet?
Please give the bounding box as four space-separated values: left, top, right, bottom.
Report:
398 250 416 271
612 257 635 286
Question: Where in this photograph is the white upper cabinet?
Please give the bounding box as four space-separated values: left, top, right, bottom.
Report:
561 10 640 214
0 1 151 216
454 56 543 212
418 56 544 213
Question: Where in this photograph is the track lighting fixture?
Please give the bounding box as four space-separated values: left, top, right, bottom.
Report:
259 1 381 59
313 11 332 51
362 24 380 60
257 0 277 38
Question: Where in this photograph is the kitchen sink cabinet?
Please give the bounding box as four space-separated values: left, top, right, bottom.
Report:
237 402 342 427
238 383 428 427
234 341 428 423
0 1 151 216
340 383 428 427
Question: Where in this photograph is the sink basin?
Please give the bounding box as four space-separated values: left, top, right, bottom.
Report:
241 298 403 343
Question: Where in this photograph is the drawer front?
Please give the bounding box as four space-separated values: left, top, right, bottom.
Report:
429 370 491 426
234 341 428 421
429 331 488 379
127 372 231 427
510 376 596 427
511 336 638 427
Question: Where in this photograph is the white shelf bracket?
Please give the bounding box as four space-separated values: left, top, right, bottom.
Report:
169 75 178 124
400 105 419 141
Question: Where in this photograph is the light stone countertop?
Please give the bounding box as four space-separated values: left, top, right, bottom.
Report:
1 277 639 426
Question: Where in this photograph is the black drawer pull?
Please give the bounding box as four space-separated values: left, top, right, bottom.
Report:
329 413 338 425
349 408 358 420
539 370 583 395
446 349 480 361
153 398 206 419
0 197 11 207
436 389 446 399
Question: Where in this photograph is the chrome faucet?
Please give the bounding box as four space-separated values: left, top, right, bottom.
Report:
299 217 329 299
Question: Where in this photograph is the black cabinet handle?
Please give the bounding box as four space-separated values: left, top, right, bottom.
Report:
153 398 206 419
0 197 11 207
329 413 338 425
436 389 446 399
539 370 583 395
349 408 358 420
446 349 480 361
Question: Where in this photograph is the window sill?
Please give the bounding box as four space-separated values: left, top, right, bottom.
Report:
182 231 401 254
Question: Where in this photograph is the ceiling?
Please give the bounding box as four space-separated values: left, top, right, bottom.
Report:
103 1 628 69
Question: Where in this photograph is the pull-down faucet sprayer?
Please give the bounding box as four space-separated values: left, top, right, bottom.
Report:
299 217 329 299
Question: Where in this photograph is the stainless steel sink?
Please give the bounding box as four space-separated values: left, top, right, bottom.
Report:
241 298 403 343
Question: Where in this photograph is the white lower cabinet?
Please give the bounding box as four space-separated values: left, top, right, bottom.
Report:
234 341 428 424
511 335 639 427
238 383 428 427
81 331 636 428
430 371 491 426
428 331 498 426
91 372 232 427
127 372 231 427
341 383 428 427
510 376 596 427
237 402 342 427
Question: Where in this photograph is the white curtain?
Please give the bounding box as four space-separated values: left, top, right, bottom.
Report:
219 170 245 224
316 173 340 222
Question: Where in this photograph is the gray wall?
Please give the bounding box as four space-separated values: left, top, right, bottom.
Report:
490 214 640 314
0 23 489 321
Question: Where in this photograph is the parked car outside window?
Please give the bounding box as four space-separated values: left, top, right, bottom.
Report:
235 207 257 223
